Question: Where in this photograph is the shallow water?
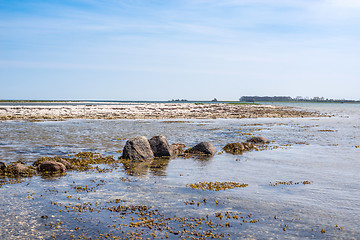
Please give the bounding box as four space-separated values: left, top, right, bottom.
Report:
0 103 359 239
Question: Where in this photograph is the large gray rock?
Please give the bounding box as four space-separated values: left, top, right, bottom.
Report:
246 136 270 144
0 161 7 171
39 161 66 173
149 135 171 158
185 142 217 156
122 136 154 161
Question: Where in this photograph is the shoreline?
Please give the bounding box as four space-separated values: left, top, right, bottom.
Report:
0 103 326 120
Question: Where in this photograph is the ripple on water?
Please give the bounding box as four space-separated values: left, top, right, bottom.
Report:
0 105 359 239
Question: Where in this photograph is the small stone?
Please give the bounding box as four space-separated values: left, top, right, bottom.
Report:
122 136 154 161
185 142 217 156
149 135 171 158
246 136 270 144
39 161 66 173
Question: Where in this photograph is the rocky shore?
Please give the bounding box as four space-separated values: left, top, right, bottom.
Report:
0 103 325 120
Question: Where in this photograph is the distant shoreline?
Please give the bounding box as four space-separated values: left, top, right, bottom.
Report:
0 102 326 121
1 99 359 104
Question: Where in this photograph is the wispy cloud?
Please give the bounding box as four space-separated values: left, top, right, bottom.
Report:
1 0 360 100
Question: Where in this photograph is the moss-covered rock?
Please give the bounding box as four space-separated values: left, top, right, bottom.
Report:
34 152 115 172
223 142 257 155
223 143 245 154
3 162 35 177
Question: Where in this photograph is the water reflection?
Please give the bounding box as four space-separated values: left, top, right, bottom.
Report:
121 158 171 176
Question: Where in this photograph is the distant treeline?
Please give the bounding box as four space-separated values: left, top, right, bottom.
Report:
169 99 189 102
240 96 360 103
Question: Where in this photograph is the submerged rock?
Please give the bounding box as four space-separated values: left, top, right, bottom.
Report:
122 136 154 161
246 136 270 144
0 161 7 171
169 143 186 156
223 143 245 154
39 161 66 173
149 135 171 158
185 142 217 156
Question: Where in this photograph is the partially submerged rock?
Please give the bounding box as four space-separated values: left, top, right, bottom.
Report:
185 142 217 156
223 143 245 154
5 163 35 176
34 156 71 169
169 143 186 156
0 161 7 171
223 142 256 154
56 159 71 169
246 136 269 144
122 136 154 161
149 135 171 158
38 161 66 173
33 153 114 172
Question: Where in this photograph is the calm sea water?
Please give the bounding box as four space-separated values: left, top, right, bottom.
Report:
0 103 359 239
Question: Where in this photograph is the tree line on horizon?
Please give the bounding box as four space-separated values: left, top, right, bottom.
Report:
239 96 359 103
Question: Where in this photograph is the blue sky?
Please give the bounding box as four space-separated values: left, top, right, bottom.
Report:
1 0 360 100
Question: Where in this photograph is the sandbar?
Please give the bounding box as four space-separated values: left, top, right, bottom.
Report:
0 103 325 120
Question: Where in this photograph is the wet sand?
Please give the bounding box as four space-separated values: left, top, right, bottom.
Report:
0 103 324 120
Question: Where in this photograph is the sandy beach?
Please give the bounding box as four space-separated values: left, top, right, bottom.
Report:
0 103 324 120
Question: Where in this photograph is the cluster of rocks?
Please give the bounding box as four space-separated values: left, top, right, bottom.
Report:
1 136 270 177
223 136 270 154
0 160 68 177
121 135 217 161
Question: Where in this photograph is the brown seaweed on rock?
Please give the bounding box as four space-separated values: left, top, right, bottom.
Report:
223 142 257 154
33 152 116 172
223 143 246 155
1 162 36 177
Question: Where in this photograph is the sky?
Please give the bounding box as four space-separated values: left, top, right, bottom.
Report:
1 0 360 101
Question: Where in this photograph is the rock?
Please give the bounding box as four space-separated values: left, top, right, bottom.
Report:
56 159 71 169
149 135 171 158
246 136 270 144
7 163 34 176
0 161 7 171
185 142 217 156
39 161 66 173
169 143 186 156
122 136 154 161
223 143 245 154
243 142 255 150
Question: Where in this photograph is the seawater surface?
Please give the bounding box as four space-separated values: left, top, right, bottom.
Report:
0 103 359 239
